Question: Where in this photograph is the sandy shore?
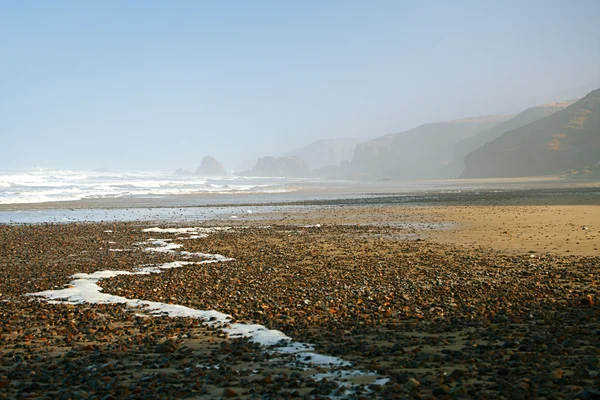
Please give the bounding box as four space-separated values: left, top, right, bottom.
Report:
416 204 600 256
229 190 600 256
1 194 599 398
249 202 600 257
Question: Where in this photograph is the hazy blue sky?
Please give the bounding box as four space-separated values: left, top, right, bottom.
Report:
2 0 599 171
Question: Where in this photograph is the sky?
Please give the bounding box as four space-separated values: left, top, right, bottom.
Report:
2 0 599 171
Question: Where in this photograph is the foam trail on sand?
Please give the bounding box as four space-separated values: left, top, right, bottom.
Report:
29 229 356 369
142 227 231 234
143 239 182 253
30 260 350 366
30 227 389 396
135 237 235 262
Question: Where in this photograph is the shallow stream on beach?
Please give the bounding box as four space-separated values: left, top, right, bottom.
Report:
0 204 311 224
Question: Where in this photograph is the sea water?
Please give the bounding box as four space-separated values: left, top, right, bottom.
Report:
0 204 313 224
0 168 297 204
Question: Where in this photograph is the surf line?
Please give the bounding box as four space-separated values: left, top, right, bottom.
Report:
28 227 381 376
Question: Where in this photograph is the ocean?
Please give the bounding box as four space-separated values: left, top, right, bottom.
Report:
0 168 298 205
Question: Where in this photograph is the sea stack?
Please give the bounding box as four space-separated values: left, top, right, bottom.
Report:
195 156 228 176
174 168 193 176
240 156 311 177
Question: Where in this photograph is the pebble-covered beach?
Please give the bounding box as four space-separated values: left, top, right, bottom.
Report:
1 203 599 399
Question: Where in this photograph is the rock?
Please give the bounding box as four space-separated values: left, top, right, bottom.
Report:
581 295 594 306
3 216 600 400
223 388 237 398
549 369 564 381
575 389 600 400
406 378 421 391
174 168 193 176
450 385 468 397
447 369 464 381
155 340 178 353
433 385 450 395
238 156 311 178
195 156 228 176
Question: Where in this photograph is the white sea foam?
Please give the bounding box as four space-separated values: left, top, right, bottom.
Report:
0 168 296 204
30 238 347 366
142 227 231 234
28 227 387 388
30 264 352 366
136 237 235 262
184 235 208 239
143 240 183 253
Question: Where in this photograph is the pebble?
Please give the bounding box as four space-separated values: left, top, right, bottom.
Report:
0 216 598 399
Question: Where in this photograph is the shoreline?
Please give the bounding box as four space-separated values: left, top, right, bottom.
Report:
3 186 600 258
2 176 599 211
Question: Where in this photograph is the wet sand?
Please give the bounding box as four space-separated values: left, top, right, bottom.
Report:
1 191 599 399
417 204 600 256
244 201 600 256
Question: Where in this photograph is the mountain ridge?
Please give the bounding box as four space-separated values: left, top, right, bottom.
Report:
350 114 513 179
452 100 576 176
462 89 600 178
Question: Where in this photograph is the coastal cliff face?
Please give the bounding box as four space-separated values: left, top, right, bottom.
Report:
462 89 600 178
195 156 228 176
350 115 511 180
287 138 362 170
240 156 311 177
452 100 576 175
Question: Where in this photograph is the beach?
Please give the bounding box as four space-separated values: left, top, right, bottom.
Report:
4 1 599 397
1 188 599 399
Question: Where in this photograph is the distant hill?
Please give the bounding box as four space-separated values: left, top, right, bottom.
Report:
350 115 512 180
452 100 576 175
287 138 363 170
238 156 311 177
462 89 600 178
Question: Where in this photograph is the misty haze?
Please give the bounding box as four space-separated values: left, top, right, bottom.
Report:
2 2 600 399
